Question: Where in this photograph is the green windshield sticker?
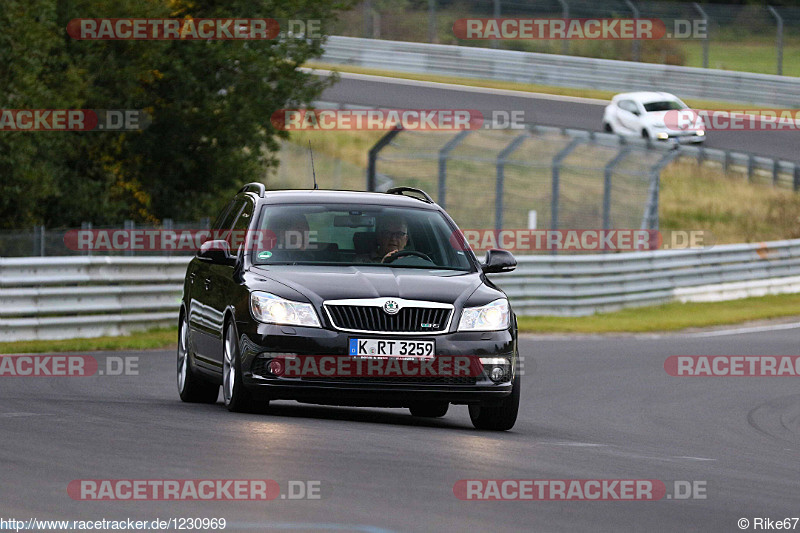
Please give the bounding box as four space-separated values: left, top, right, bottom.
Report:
257 251 272 260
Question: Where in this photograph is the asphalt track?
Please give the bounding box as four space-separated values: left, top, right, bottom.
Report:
318 72 800 163
2 328 800 532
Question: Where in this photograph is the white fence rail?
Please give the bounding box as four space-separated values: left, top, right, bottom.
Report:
322 36 800 107
1 240 799 341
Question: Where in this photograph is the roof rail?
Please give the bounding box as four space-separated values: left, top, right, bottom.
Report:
238 182 266 197
385 187 434 204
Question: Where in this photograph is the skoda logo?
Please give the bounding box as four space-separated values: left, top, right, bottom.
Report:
383 300 400 315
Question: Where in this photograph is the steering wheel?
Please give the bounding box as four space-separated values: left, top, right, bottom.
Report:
383 250 434 263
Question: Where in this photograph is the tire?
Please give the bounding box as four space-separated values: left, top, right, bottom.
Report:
641 129 650 140
177 313 219 404
603 122 613 133
409 402 449 418
222 321 264 413
469 374 520 431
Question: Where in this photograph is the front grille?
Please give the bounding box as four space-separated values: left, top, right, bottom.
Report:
301 376 477 385
326 305 451 333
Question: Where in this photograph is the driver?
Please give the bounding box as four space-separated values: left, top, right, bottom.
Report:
371 214 408 263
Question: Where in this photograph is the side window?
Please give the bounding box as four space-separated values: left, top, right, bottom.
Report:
229 199 254 251
211 200 237 232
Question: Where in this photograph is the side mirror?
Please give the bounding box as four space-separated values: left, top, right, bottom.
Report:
198 239 236 265
481 249 516 273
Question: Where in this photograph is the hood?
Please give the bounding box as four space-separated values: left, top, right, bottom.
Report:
248 265 489 309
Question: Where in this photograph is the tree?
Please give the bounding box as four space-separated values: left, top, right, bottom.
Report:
0 0 353 228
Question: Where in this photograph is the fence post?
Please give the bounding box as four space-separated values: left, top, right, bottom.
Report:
794 164 800 192
428 0 437 43
367 127 403 192
81 221 93 256
767 6 784 76
551 137 582 238
163 218 173 257
490 0 500 49
556 0 569 55
124 220 135 257
624 0 640 61
693 3 710 69
495 133 528 232
644 151 678 230
438 130 471 209
603 147 631 233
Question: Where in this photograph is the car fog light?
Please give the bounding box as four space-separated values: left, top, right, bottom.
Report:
490 367 506 382
268 359 284 376
656 132 669 140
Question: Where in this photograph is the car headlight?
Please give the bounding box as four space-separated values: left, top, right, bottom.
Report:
250 291 321 328
458 299 510 332
696 130 705 136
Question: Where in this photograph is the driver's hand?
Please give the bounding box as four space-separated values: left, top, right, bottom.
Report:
381 249 399 263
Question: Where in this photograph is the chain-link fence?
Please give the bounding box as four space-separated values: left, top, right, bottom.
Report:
367 127 669 244
331 1 798 76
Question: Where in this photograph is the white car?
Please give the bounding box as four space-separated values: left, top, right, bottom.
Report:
602 91 705 143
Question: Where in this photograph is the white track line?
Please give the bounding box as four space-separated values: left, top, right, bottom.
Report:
684 321 800 338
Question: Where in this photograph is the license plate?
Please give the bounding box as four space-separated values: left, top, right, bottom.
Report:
349 339 434 358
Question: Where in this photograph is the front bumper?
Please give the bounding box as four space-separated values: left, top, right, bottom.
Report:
236 320 517 406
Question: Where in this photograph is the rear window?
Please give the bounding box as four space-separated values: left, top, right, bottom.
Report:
643 100 685 112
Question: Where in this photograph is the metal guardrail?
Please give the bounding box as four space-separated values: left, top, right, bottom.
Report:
0 257 188 341
493 239 800 316
322 36 800 107
2 240 800 341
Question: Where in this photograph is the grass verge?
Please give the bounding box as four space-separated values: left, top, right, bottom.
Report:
517 293 800 334
0 327 177 354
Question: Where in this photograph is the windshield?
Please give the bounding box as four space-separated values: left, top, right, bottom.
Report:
251 203 474 271
643 100 686 112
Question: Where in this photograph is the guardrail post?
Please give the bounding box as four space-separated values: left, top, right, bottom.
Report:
747 154 755 182
767 6 784 76
624 0 640 61
438 130 471 209
367 126 403 192
693 3 710 69
495 133 529 232
551 137 582 239
723 150 731 172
